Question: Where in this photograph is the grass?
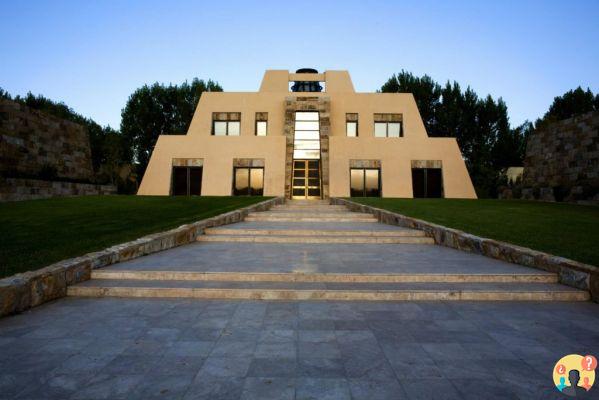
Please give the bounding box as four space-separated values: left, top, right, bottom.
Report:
349 198 599 267
0 195 269 278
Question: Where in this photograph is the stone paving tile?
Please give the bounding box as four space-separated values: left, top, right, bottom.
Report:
254 341 297 358
240 377 295 400
298 358 346 378
1 298 599 399
13 373 94 400
247 357 297 378
69 374 145 400
101 355 162 375
52 353 117 375
164 340 215 357
296 377 351 400
258 328 296 343
211 339 256 357
128 373 194 400
182 376 244 400
348 378 407 400
400 378 462 400
450 378 519 400
195 357 252 379
298 340 341 359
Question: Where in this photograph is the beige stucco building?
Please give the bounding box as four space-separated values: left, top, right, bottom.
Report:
138 69 476 199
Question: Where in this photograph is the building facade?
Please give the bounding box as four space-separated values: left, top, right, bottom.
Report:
138 69 477 199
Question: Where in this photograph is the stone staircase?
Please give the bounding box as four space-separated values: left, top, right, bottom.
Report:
67 200 590 302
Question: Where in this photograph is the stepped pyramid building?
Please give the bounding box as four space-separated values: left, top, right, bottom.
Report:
138 69 476 199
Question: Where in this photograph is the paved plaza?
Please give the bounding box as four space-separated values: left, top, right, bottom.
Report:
2 202 597 399
1 297 599 399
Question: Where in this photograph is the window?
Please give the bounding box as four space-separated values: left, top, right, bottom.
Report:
293 111 320 159
346 113 358 137
373 113 403 137
374 122 402 137
350 168 380 197
256 112 268 136
172 167 202 196
212 112 241 136
412 168 443 198
233 167 264 196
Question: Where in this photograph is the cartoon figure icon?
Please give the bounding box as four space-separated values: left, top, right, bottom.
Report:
557 376 567 391
562 369 587 397
553 354 596 397
582 377 592 391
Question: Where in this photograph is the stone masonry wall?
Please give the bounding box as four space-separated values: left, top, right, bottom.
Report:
0 178 116 202
0 98 94 181
522 111 599 202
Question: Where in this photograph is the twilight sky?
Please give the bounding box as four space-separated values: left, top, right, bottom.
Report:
1 0 598 129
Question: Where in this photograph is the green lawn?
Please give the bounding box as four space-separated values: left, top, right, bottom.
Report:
0 195 269 278
349 198 599 267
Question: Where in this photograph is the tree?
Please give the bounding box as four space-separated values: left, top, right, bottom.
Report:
381 71 528 197
537 87 598 127
121 78 222 177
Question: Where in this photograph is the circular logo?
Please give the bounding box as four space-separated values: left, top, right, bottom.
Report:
553 354 596 396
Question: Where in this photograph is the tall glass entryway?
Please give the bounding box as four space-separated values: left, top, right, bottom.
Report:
292 111 321 199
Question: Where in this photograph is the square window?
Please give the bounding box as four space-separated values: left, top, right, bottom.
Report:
214 121 227 136
374 122 387 137
388 122 401 137
256 121 267 136
346 122 357 137
228 121 240 136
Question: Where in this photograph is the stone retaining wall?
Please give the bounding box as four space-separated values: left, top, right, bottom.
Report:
0 197 284 317
331 198 599 302
0 98 94 181
0 178 116 202
522 111 599 202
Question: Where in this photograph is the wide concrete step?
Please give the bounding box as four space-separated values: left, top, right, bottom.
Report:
204 227 427 237
245 215 378 222
271 205 348 211
285 200 330 205
198 234 433 244
91 270 559 284
253 211 372 218
68 279 589 301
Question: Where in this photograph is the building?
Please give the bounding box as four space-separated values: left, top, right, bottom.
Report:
138 69 476 199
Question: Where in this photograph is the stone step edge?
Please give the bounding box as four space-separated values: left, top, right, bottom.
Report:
196 235 435 244
91 270 558 283
204 228 427 237
67 286 590 301
250 212 374 217
271 204 349 211
244 217 378 222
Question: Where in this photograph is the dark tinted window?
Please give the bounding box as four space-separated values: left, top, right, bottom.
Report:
189 168 203 195
350 168 380 197
172 167 202 196
233 167 263 196
412 168 443 198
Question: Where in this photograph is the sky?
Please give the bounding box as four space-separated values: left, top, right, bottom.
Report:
1 0 598 129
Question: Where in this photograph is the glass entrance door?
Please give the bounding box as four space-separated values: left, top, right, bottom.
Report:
292 160 321 199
